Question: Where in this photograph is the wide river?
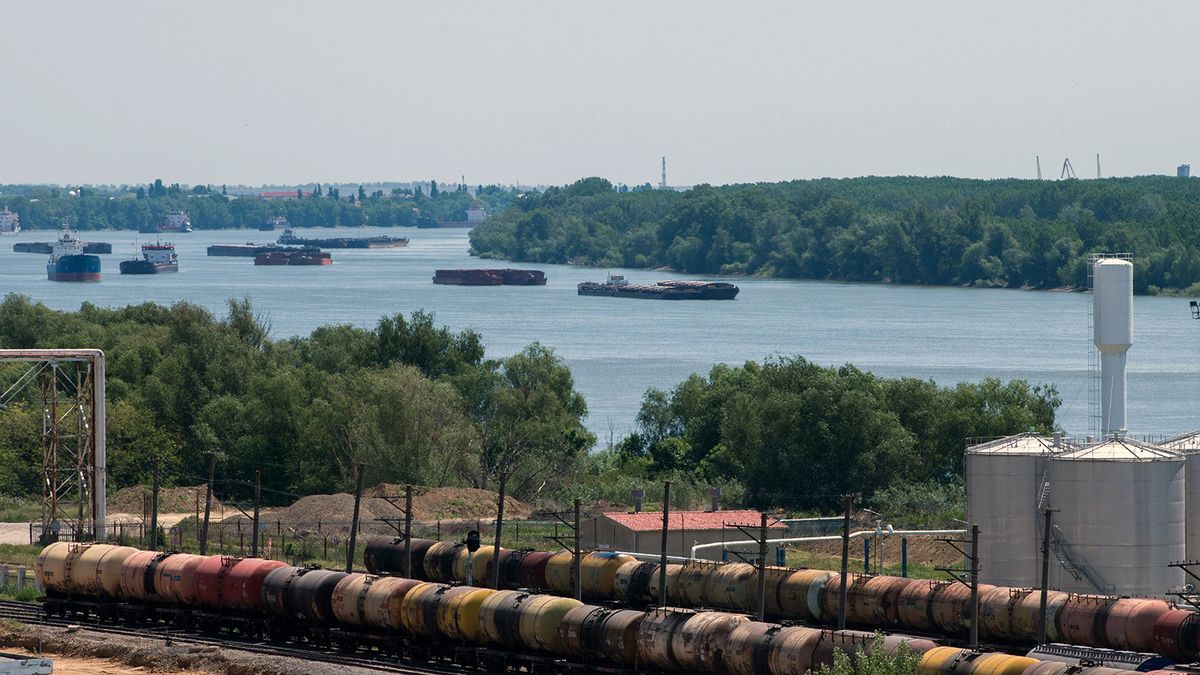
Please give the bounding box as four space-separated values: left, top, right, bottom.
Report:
3 226 1198 443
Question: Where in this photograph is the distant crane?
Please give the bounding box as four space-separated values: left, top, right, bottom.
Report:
1037 155 1042 180
1061 158 1077 180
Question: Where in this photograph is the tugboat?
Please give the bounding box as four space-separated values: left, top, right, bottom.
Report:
0 207 19 235
119 241 178 274
47 230 101 282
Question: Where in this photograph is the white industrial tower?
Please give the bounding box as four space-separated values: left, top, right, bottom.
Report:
660 157 667 190
1093 258 1133 437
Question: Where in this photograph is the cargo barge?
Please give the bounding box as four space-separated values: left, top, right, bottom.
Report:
207 243 302 257
15 240 111 254
254 249 332 266
47 231 101 282
119 242 178 274
433 268 547 285
577 274 739 300
277 228 408 249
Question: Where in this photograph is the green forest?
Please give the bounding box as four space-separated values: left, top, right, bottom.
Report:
0 295 1058 515
0 180 515 231
0 295 592 506
469 176 1200 295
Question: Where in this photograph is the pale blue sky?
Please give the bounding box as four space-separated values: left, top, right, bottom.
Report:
1 2 1195 186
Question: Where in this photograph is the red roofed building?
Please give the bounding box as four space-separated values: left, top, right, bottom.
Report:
582 509 787 562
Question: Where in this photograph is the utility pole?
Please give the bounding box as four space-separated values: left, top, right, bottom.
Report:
970 524 980 649
1038 509 1052 645
573 498 582 601
757 513 768 621
346 463 365 573
199 452 216 555
148 457 160 552
251 470 261 557
404 484 414 579
837 493 853 630
659 481 671 607
492 472 507 590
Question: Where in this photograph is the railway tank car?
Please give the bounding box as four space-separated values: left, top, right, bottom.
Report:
361 536 1200 660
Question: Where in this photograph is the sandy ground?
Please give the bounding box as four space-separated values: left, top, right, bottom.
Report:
0 514 197 546
5 647 194 674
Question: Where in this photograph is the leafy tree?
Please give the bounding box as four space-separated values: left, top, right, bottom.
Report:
816 637 920 675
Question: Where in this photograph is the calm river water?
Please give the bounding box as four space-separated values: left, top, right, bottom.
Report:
2 226 1198 442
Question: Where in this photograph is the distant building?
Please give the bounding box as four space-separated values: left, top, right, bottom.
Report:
1179 164 1191 178
466 207 488 224
581 509 787 562
259 191 312 200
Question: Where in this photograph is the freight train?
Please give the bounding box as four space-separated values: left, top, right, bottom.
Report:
32 542 1178 675
363 537 1200 662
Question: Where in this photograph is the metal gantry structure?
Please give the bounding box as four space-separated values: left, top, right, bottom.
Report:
0 349 107 542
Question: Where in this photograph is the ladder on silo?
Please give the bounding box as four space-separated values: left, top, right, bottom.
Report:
1049 525 1112 595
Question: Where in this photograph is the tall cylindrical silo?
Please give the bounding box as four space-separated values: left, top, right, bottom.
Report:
1049 439 1183 597
966 433 1065 588
1162 430 1200 562
1093 259 1133 437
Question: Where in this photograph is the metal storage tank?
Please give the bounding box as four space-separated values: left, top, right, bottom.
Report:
1048 438 1184 597
1160 429 1200 561
965 432 1067 587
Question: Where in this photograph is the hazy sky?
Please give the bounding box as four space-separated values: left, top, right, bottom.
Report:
2 2 1197 187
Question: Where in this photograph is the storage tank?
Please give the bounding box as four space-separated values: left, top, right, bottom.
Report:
1048 438 1184 596
965 432 1066 587
1093 258 1133 436
1160 429 1200 561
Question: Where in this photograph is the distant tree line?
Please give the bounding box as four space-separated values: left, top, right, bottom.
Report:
0 295 592 505
0 179 518 231
469 175 1200 294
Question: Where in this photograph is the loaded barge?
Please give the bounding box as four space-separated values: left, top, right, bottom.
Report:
255 249 332 266
207 243 302 257
578 274 739 300
433 268 546 285
15 240 112 254
278 228 408 249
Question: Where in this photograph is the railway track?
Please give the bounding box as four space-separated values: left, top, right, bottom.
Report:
0 600 464 674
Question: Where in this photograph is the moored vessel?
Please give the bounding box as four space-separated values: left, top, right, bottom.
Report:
254 249 332 266
119 241 178 274
142 210 192 233
432 268 547 286
47 230 101 282
277 228 408 249
259 215 289 231
208 243 297 257
0 207 19 234
577 274 738 300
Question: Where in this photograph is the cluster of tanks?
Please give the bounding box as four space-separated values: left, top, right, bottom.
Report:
34 541 1188 675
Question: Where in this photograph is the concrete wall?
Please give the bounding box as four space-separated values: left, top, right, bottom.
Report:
582 515 786 562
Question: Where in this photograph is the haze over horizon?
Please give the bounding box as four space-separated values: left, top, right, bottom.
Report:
2 2 1196 187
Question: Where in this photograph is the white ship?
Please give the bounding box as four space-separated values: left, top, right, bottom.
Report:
0 207 20 235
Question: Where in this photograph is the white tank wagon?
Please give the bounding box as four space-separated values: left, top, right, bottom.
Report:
1048 438 1184 597
1160 429 1200 562
1093 258 1133 437
965 432 1070 587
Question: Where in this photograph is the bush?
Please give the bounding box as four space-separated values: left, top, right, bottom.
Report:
817 636 920 675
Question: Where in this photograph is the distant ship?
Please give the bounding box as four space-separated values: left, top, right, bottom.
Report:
259 215 289 231
119 241 178 274
254 249 332 266
433 269 546 286
577 274 739 300
141 210 192 233
277 228 408 249
0 207 19 235
47 230 101 282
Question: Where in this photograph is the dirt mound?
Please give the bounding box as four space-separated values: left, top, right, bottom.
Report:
109 485 220 515
362 484 532 522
